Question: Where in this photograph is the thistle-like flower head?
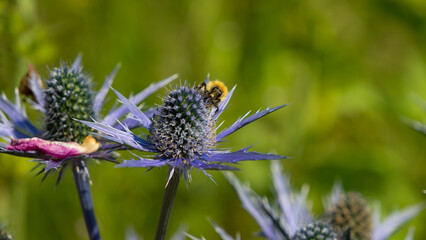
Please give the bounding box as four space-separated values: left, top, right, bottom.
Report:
0 55 177 179
326 192 372 240
292 222 338 240
219 162 423 240
324 184 424 240
44 63 95 142
148 85 216 161
82 76 288 181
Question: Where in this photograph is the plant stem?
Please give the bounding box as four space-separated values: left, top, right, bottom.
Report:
72 160 101 240
155 168 181 240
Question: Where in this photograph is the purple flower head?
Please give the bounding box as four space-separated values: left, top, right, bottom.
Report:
81 76 288 182
218 164 423 240
0 55 177 180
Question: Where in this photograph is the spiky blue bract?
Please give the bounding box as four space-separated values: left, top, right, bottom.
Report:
224 172 282 240
372 203 424 240
186 219 241 240
83 80 288 179
271 161 311 237
224 162 313 240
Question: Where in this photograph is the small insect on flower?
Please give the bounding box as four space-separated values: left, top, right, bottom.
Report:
196 80 228 109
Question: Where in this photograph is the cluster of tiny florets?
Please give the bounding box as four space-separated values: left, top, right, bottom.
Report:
44 65 95 143
292 222 338 240
148 86 215 160
326 192 372 240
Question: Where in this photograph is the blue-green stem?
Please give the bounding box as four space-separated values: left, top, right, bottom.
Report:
155 168 181 240
72 160 101 240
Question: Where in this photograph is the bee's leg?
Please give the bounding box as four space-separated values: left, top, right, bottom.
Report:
197 82 207 91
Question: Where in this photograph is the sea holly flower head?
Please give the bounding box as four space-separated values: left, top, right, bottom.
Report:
292 222 338 240
324 184 424 240
43 62 95 142
0 55 177 178
325 191 372 240
220 162 423 240
81 76 288 181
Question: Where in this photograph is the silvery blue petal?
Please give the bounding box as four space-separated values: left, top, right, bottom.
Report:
191 160 239 170
322 182 343 210
93 64 121 114
214 85 236 120
224 172 277 240
0 91 41 136
78 119 154 152
372 203 382 230
0 124 13 140
217 104 289 141
372 203 424 240
170 225 188 240
209 218 235 240
113 107 157 131
271 161 299 235
201 146 286 163
184 234 206 240
114 118 143 131
117 158 169 168
102 74 178 125
43 160 63 171
0 111 28 139
293 184 311 226
71 54 83 72
28 71 45 112
125 226 141 240
111 88 151 128
405 118 426 135
404 227 415 240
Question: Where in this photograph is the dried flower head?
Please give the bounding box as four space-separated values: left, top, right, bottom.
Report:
324 183 424 240
326 192 372 240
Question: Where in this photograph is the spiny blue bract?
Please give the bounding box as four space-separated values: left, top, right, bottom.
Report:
44 64 94 143
148 86 215 160
292 222 338 240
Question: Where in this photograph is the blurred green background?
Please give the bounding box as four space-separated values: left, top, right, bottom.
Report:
1 0 425 239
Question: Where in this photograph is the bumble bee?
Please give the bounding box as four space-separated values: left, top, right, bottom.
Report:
196 80 228 109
